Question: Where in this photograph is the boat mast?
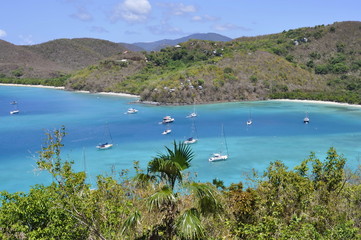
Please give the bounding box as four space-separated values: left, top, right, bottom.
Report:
192 118 198 138
222 124 229 156
105 123 113 143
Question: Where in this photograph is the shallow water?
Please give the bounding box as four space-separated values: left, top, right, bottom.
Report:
1 86 361 193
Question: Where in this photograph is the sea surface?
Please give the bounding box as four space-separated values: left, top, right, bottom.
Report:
1 85 361 193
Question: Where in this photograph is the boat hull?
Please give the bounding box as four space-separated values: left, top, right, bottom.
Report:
208 154 228 162
96 143 113 150
184 138 197 144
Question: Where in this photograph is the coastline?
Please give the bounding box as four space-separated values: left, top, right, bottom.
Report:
0 83 140 98
1 83 361 107
0 83 65 90
270 99 361 108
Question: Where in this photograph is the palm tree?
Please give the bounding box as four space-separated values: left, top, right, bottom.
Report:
128 141 223 239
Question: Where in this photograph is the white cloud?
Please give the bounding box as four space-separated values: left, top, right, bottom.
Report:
159 3 196 16
148 22 183 35
192 15 218 22
192 16 202 21
90 26 108 33
111 0 151 23
172 3 196 15
0 29 7 38
213 23 251 32
70 7 93 21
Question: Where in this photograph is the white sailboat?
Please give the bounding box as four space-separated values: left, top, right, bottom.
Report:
10 102 20 114
186 104 197 118
184 118 198 144
246 110 252 125
162 124 172 135
125 108 138 114
96 124 113 150
209 124 229 162
303 112 310 124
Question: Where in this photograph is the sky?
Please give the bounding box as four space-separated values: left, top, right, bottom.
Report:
0 0 360 45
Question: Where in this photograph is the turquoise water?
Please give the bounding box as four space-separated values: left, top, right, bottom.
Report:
1 85 361 193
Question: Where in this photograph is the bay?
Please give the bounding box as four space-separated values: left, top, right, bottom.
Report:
1 85 361 193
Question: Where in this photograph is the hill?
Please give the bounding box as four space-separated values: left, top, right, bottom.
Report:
1 21 360 105
0 40 68 78
132 33 232 51
0 38 128 79
66 21 361 104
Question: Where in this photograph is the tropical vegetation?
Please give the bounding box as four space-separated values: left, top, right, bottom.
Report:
1 127 361 239
1 21 360 105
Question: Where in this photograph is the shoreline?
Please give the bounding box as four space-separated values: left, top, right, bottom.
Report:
0 83 140 98
2 83 361 107
0 83 65 90
270 99 361 108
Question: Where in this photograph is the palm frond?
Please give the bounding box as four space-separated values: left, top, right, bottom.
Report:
133 173 155 187
148 156 184 190
121 210 141 236
148 185 176 210
185 182 223 215
161 141 194 170
176 208 205 240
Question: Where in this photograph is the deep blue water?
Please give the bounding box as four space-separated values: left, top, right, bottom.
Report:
1 85 361 193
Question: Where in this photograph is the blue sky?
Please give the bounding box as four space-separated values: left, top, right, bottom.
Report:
0 0 360 45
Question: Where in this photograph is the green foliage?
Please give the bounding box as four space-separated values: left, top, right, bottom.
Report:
11 68 24 77
230 147 361 239
0 75 69 87
315 64 330 74
133 141 224 239
1 129 361 239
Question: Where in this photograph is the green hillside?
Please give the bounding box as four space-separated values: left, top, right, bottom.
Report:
67 21 361 104
1 21 360 105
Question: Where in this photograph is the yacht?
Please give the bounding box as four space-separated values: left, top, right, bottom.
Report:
186 112 197 118
162 129 172 135
208 125 228 162
10 110 20 115
184 137 197 144
162 116 175 124
126 108 138 114
208 153 228 162
96 142 113 150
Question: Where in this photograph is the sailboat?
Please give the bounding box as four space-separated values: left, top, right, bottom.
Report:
208 124 228 162
184 118 198 144
186 104 197 118
246 110 252 125
125 107 138 114
162 124 172 135
96 124 113 150
10 102 20 114
303 112 310 124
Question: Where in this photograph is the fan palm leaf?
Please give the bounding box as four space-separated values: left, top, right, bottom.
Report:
148 141 194 190
148 185 176 210
176 208 205 240
120 210 141 237
185 182 223 215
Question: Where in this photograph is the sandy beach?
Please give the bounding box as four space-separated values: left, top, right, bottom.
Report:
270 99 361 108
0 83 65 90
0 83 140 98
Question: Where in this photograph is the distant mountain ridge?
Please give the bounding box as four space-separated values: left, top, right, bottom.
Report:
131 33 232 51
0 38 127 78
